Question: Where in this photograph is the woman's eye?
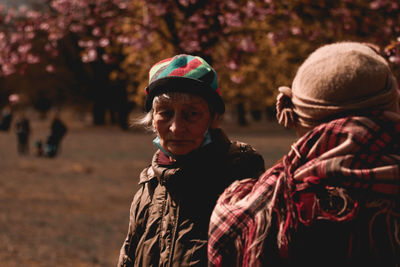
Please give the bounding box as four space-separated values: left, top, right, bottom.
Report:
158 110 173 119
185 110 202 121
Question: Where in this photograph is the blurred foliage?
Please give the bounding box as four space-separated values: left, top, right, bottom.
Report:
0 0 399 124
118 0 400 113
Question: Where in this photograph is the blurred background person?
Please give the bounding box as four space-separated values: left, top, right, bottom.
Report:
14 111 30 155
0 104 13 131
0 93 19 132
44 112 68 158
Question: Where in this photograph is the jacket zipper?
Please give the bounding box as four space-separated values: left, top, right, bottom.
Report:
167 199 180 267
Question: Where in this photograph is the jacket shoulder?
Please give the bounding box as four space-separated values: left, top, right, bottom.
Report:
139 165 155 184
136 165 159 203
230 140 256 153
227 141 266 179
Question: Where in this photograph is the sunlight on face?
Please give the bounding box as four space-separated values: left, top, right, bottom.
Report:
152 94 212 156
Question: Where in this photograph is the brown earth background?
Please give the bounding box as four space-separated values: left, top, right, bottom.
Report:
0 109 297 267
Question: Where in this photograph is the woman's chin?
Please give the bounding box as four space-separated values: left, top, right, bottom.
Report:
167 146 196 156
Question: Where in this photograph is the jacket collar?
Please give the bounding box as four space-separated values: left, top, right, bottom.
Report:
149 128 230 186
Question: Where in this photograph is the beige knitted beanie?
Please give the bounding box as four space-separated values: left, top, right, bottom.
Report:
276 41 400 129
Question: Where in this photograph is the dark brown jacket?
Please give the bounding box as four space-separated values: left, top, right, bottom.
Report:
118 129 265 267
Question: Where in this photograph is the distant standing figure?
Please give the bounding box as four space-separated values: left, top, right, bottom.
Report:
0 105 13 131
45 115 67 157
14 113 30 155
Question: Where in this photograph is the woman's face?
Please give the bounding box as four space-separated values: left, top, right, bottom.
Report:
152 94 213 156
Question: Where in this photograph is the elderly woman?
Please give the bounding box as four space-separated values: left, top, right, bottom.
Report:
117 54 265 267
208 42 400 267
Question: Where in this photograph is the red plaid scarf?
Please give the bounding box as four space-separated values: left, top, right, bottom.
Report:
208 111 400 267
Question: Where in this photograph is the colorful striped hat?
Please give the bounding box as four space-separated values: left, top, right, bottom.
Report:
145 54 225 113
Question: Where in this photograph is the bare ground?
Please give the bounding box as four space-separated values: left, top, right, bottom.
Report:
0 110 296 267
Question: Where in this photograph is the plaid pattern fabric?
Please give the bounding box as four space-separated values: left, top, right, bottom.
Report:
208 111 400 267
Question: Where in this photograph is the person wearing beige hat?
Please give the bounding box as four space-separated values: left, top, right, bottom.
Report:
208 42 400 267
276 41 399 134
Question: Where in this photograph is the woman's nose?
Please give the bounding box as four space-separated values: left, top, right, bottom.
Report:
169 114 187 133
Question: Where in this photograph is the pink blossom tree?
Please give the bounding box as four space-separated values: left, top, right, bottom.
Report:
0 0 133 126
1 0 399 125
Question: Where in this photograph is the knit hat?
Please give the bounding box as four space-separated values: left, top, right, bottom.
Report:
276 41 400 128
145 54 225 113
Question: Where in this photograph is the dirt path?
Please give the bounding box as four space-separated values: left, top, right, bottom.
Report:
0 110 296 266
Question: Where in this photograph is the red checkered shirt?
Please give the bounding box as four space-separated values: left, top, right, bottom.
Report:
208 111 400 267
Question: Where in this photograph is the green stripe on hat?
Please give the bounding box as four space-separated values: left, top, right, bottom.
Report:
145 54 225 113
149 58 172 82
158 55 195 79
195 56 218 90
183 65 210 79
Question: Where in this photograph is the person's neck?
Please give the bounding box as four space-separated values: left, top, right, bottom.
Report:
296 125 313 137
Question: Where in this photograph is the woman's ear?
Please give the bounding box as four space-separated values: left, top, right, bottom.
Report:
210 114 222 129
